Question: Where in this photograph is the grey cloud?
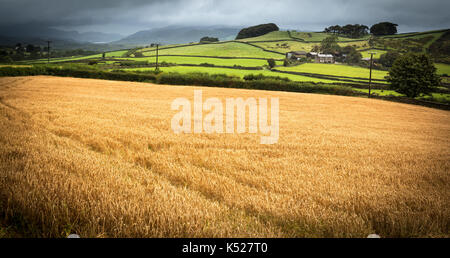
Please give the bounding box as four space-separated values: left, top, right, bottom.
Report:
0 0 448 34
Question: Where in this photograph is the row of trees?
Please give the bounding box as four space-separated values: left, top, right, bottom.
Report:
200 37 219 43
324 24 369 38
324 22 398 37
0 44 99 62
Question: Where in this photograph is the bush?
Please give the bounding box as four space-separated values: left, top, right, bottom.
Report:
199 63 215 67
200 37 219 43
120 61 148 67
243 73 291 82
0 56 13 63
267 59 276 69
378 51 401 67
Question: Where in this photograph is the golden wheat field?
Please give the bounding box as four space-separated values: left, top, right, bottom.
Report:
0 76 449 238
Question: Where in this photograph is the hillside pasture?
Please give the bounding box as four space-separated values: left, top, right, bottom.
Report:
277 63 389 81
435 63 450 75
115 56 281 67
237 31 292 42
252 41 318 53
290 31 371 42
359 49 388 59
141 42 285 59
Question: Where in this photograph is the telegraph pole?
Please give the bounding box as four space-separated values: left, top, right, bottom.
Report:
46 40 52 64
368 52 376 98
155 43 159 71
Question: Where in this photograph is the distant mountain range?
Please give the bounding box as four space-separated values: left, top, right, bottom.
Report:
0 24 124 43
113 25 241 45
0 24 241 50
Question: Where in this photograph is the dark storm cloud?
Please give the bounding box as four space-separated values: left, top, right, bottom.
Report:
0 0 449 33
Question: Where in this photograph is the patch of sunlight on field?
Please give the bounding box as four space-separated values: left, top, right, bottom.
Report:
278 63 389 80
359 50 387 59
252 41 317 53
354 88 403 96
105 50 128 57
27 54 102 64
237 31 292 42
141 42 285 59
0 76 448 238
290 31 370 42
435 63 450 75
354 89 450 102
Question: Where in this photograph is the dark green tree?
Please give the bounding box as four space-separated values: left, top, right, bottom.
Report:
235 23 279 40
267 58 276 69
387 53 440 98
320 35 341 54
134 52 144 58
0 55 13 63
378 51 400 67
340 46 362 64
26 44 36 53
370 22 398 36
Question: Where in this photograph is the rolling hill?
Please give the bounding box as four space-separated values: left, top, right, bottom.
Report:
114 25 241 45
0 24 124 43
5 28 450 103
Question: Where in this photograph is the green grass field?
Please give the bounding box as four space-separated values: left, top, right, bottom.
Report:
252 41 317 53
114 56 282 67
141 42 285 59
26 54 102 64
237 31 292 41
353 89 402 96
105 50 128 57
277 63 389 80
435 63 450 75
354 88 450 102
290 31 371 42
359 50 387 59
122 66 340 83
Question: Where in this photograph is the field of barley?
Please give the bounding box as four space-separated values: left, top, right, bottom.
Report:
0 76 449 238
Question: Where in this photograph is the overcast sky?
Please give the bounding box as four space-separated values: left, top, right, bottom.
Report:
0 0 449 34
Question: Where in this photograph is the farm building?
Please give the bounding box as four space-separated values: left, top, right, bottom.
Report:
315 54 334 63
286 51 307 60
307 52 318 58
